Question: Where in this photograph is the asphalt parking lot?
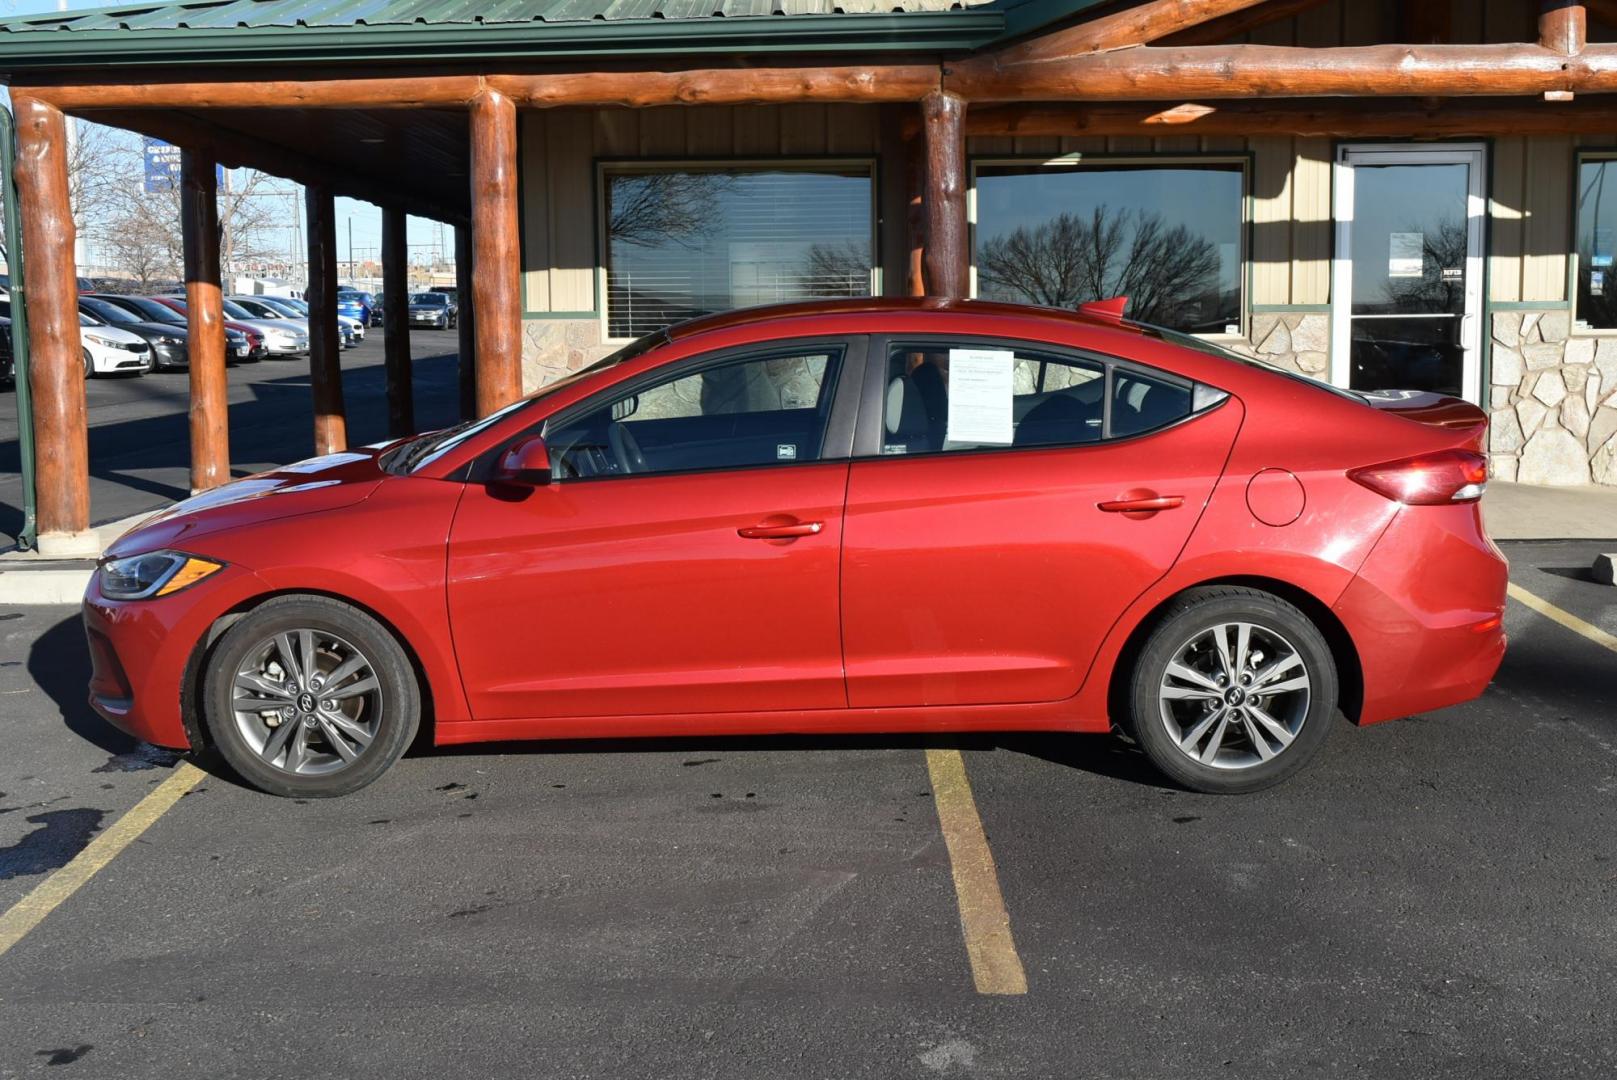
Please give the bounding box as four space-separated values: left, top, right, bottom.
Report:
0 329 464 546
0 539 1612 1078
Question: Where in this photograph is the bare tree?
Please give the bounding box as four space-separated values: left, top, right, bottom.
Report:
797 240 871 298
0 118 121 269
1380 218 1468 314
608 172 732 249
977 205 1223 327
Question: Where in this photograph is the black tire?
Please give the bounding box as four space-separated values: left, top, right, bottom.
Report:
1125 586 1337 795
82 348 94 378
201 595 420 797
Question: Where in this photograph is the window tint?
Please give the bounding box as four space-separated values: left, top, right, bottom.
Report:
1577 157 1617 331
603 166 874 340
1112 368 1192 437
546 348 842 479
974 161 1246 335
880 344 1105 455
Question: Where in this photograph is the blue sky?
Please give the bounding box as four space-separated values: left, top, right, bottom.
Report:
2 0 451 268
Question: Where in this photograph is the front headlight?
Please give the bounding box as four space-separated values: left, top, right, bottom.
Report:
156 335 184 345
84 333 114 347
98 550 224 600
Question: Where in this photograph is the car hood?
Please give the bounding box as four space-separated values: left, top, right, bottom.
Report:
126 321 188 338
242 319 307 335
105 448 392 559
82 324 149 346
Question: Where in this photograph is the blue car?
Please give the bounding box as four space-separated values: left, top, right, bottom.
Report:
336 289 378 326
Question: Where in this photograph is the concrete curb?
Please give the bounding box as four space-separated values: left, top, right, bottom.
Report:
0 567 94 605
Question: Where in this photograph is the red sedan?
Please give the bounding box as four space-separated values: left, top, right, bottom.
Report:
83 299 1507 798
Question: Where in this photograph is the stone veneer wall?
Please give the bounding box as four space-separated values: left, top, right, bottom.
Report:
520 318 619 393
1487 310 1617 487
519 308 1617 488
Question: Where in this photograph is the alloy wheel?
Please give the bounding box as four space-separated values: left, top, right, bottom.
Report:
230 628 384 776
1157 621 1312 771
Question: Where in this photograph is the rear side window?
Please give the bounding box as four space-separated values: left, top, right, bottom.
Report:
877 342 1192 456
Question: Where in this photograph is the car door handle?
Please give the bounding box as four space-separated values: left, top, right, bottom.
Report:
738 521 824 540
1097 495 1183 514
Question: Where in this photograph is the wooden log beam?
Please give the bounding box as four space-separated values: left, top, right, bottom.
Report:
382 206 414 438
921 91 967 301
305 185 347 455
905 125 926 298
996 0 1276 66
455 225 477 423
944 43 1617 101
80 108 467 226
180 149 230 494
26 65 941 112
469 90 523 418
1156 0 1329 46
1540 1 1587 56
11 95 91 551
967 97 1617 137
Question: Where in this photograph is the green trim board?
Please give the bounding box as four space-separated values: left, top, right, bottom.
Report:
1250 304 1332 313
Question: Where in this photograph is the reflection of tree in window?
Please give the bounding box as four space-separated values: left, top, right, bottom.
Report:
977 206 1221 329
797 240 871 298
1378 219 1466 314
608 172 733 249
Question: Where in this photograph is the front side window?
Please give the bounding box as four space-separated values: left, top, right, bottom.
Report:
973 160 1247 336
546 347 843 479
878 342 1191 456
1576 156 1617 331
603 164 874 340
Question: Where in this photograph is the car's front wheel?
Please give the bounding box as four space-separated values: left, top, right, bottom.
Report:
1125 586 1337 794
201 595 420 797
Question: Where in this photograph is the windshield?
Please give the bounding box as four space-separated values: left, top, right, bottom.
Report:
220 299 256 320
82 298 138 324
260 299 300 317
387 331 668 475
123 297 184 324
410 293 446 306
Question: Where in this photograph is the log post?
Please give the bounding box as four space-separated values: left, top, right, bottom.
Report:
180 150 230 493
381 206 413 437
921 91 968 300
469 89 522 417
305 184 347 454
1541 1 1587 56
903 117 926 297
455 224 477 422
11 95 92 555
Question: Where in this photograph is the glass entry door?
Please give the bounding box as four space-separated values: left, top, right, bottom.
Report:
1331 144 1485 402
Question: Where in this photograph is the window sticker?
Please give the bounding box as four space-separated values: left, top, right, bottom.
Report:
776 444 798 461
1388 232 1424 278
946 349 1015 446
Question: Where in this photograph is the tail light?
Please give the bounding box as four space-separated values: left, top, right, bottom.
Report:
1347 449 1488 505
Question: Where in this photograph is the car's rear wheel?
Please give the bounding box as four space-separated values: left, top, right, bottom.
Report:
1125 586 1337 794
201 595 420 797
81 348 94 378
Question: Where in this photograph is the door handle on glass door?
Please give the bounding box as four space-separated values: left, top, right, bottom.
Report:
738 521 824 540
1097 495 1183 515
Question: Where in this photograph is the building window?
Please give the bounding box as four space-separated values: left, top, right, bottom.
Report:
1576 155 1617 331
972 158 1248 336
601 163 875 340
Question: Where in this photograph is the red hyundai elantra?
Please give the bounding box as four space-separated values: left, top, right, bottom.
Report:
82 299 1507 798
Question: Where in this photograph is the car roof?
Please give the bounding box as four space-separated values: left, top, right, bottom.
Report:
664 297 1146 342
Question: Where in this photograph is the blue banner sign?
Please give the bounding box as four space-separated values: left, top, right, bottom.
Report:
143 138 225 193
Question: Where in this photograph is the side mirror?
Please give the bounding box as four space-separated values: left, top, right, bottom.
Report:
497 435 552 486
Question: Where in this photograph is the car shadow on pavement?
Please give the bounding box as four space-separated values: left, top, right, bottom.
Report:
26 614 140 758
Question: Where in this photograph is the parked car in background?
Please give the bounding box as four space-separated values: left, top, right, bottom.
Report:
80 295 189 372
82 298 1507 798
0 315 13 386
408 291 456 329
336 288 379 326
1 296 152 376
139 295 267 362
428 286 459 323
154 296 307 359
230 295 358 349
92 293 258 363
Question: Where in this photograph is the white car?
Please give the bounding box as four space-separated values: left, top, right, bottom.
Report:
234 296 363 348
79 313 152 376
216 298 309 358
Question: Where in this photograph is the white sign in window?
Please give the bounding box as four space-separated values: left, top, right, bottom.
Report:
946 349 1015 446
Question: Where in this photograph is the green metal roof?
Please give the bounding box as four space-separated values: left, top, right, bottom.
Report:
0 0 1112 71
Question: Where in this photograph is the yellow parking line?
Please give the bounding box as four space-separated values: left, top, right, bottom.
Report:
1508 583 1617 655
0 761 204 959
925 748 1028 996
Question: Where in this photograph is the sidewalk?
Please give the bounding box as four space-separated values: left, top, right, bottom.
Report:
1482 481 1617 542
0 510 153 604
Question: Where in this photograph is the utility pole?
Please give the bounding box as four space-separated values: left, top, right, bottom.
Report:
346 216 353 283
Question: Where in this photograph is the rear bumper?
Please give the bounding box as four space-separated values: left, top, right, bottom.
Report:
1334 502 1508 725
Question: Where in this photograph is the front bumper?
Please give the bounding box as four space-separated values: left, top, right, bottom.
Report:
83 564 266 749
264 341 309 356
151 341 189 368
